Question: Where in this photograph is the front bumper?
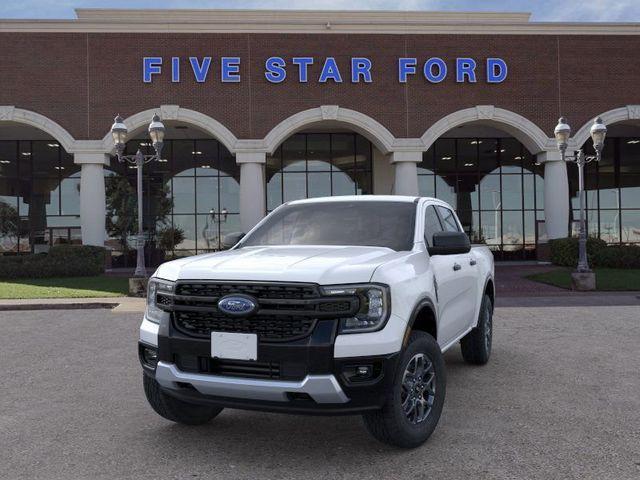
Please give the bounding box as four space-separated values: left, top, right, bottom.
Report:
141 316 400 415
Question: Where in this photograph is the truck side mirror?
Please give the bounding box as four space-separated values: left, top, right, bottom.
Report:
428 231 471 256
221 232 245 250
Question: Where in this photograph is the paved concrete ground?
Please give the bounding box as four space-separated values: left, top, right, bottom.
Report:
1 307 639 480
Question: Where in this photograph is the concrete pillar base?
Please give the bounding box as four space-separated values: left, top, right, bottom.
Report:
76 153 110 247
539 151 570 240
237 152 267 233
391 151 422 196
571 272 596 291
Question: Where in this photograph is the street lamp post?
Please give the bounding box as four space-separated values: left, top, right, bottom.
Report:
110 114 166 277
554 116 607 278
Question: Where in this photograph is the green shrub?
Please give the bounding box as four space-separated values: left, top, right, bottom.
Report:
550 237 640 268
549 237 607 267
593 245 640 268
0 245 106 279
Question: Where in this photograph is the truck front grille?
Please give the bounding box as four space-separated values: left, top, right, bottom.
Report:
176 354 281 380
174 311 316 342
163 281 359 342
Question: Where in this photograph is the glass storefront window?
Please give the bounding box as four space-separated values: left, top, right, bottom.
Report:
569 136 640 245
0 140 80 254
419 136 544 260
105 138 240 266
266 132 373 211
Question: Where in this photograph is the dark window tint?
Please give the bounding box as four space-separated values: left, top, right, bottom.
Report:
242 201 416 251
424 205 443 246
436 206 460 232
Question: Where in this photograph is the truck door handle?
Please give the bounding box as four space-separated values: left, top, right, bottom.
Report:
453 263 461 271
469 259 477 266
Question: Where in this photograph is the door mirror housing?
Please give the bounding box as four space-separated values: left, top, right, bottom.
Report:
427 231 471 256
221 232 245 250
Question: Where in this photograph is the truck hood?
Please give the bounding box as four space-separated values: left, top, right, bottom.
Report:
154 245 407 285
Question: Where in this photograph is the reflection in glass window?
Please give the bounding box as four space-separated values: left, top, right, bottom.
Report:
569 137 640 245
419 137 544 259
0 140 78 254
106 138 240 265
266 133 373 211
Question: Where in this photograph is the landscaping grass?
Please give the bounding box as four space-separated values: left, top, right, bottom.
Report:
527 268 640 291
0 276 129 299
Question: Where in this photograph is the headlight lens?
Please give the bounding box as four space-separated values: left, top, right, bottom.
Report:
146 278 175 324
321 284 390 334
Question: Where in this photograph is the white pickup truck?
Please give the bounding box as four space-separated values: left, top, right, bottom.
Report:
139 195 494 448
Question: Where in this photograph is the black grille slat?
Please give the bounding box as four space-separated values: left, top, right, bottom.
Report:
174 311 317 342
170 281 358 342
176 355 281 379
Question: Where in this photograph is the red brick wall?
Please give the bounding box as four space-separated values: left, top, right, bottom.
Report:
1 32 639 142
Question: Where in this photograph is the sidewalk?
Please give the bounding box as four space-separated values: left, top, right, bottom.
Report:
0 296 145 312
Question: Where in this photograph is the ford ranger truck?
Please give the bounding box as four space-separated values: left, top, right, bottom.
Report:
139 196 494 448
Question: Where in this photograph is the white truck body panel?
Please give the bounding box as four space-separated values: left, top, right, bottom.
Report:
144 195 494 357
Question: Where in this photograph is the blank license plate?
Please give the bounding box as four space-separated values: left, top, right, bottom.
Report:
211 332 257 361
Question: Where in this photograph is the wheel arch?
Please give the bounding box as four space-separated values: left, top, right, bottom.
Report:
483 276 495 311
403 297 438 347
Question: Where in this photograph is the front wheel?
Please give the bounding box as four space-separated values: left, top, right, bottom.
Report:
143 375 223 425
362 331 446 448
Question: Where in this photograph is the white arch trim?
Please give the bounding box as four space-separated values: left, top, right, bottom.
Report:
263 106 396 155
0 106 76 153
421 105 553 154
572 105 640 148
100 105 239 154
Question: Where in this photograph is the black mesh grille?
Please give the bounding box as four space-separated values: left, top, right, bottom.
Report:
175 282 320 300
176 354 281 380
174 311 317 342
169 282 358 342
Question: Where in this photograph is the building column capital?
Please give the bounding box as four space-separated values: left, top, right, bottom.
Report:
73 146 111 166
389 150 423 164
236 151 267 164
536 150 563 163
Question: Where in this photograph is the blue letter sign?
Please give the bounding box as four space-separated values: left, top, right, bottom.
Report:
143 57 162 83
487 58 508 83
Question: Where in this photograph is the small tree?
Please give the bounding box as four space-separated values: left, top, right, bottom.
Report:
105 175 173 252
157 226 185 253
0 201 21 249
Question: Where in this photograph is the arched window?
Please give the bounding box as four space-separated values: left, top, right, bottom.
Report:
266 133 373 212
418 137 544 260
0 140 80 253
106 138 239 267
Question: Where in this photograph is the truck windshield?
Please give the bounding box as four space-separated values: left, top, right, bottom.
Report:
240 201 416 251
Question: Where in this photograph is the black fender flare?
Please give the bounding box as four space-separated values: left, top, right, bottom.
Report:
402 296 438 347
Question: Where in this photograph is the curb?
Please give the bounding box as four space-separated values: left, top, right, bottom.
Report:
0 302 120 312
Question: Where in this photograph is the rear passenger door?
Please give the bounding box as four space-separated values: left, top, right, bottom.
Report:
425 204 477 346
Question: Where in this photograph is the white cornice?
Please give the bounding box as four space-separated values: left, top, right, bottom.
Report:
0 9 639 35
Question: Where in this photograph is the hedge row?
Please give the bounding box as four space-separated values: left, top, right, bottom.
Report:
0 245 106 279
549 237 640 268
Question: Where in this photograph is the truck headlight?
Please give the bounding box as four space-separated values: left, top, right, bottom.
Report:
321 284 391 334
146 278 175 324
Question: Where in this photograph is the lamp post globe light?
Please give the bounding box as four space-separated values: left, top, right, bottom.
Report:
110 114 165 278
553 116 607 290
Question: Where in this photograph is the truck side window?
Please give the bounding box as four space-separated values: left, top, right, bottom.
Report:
424 205 444 246
436 206 461 232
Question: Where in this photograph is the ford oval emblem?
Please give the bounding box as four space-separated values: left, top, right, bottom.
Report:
217 295 257 316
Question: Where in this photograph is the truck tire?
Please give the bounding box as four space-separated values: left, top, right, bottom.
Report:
143 374 223 425
362 331 446 448
460 294 493 365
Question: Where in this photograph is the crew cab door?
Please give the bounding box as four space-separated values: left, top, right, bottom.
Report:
424 204 477 346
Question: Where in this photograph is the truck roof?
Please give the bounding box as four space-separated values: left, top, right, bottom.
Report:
287 195 445 205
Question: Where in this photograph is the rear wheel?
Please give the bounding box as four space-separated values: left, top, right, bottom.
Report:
460 294 493 365
362 331 446 448
143 374 223 425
